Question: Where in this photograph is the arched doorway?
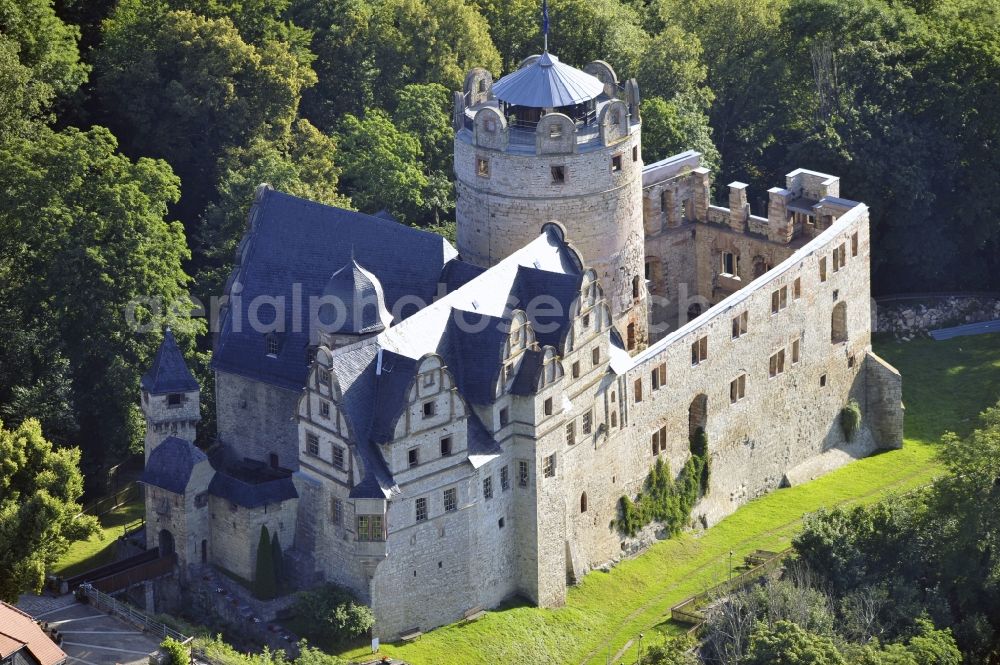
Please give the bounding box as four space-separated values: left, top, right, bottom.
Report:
831 302 848 343
688 394 708 440
158 529 175 556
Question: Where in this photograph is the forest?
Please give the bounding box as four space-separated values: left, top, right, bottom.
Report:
0 0 998 478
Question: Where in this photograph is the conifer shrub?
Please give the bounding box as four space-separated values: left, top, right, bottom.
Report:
254 525 277 600
841 399 862 441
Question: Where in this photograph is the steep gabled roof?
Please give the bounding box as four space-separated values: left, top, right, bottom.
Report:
140 436 207 494
213 188 458 391
141 329 199 394
508 265 582 348
0 602 67 665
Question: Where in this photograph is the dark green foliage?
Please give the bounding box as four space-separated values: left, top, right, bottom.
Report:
615 452 706 537
292 584 375 644
159 637 190 665
254 525 277 599
840 400 862 441
271 531 283 585
746 620 846 665
690 427 710 492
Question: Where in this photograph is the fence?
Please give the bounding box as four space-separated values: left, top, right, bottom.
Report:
78 582 191 643
80 481 142 519
92 554 177 594
668 548 793 629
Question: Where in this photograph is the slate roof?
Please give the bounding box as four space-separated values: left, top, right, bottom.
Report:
140 436 207 494
511 349 544 396
492 51 605 108
0 602 66 665
508 265 582 348
208 467 298 508
141 329 199 394
319 257 393 334
213 188 458 391
439 259 486 293
324 227 584 497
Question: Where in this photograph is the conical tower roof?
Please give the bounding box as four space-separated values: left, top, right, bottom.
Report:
320 256 393 335
491 51 605 108
142 328 199 394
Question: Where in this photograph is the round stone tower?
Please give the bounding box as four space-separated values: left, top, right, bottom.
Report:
453 53 648 348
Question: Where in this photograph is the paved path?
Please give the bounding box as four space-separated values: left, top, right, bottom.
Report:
929 319 1000 340
17 594 162 665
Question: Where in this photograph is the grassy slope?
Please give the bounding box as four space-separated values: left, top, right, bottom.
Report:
339 334 1000 664
52 499 144 578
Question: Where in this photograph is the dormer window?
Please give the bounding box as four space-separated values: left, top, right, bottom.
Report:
265 334 280 356
167 393 182 407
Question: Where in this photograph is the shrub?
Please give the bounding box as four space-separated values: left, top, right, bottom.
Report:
841 400 862 441
254 525 277 600
160 637 190 665
614 452 706 537
293 584 375 644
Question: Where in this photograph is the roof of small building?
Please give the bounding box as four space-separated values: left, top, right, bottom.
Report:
213 188 460 391
319 257 393 335
491 51 605 108
140 436 207 494
208 468 298 508
141 329 199 395
0 602 67 665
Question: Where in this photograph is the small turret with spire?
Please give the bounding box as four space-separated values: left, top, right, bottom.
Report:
140 328 201 461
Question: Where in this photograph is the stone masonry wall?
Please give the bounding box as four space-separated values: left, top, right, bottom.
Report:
216 370 300 470
875 295 1000 338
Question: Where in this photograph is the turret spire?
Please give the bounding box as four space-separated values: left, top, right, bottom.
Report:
542 0 549 52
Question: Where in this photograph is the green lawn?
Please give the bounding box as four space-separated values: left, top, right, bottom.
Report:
337 334 1000 665
52 499 144 578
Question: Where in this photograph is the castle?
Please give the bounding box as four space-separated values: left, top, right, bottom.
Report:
138 50 904 638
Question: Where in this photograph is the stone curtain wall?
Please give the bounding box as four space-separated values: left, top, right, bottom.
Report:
876 295 1000 338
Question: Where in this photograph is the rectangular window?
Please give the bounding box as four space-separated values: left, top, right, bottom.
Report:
543 454 556 478
592 347 600 366
732 311 748 339
499 407 509 427
839 243 847 268
319 400 330 419
167 393 182 407
651 430 660 455
792 338 801 364
572 361 580 379
423 372 435 387
440 437 452 457
832 248 841 273
730 374 746 403
476 157 489 177
501 465 510 491
582 410 593 435
518 460 529 487
721 252 736 275
408 447 419 468
332 445 345 470
319 368 331 386
651 367 660 390
551 165 565 183
658 363 666 386
634 378 643 402
793 277 802 300
632 145 638 162
544 397 553 416
422 401 435 418
819 257 828 282
769 349 786 378
820 373 828 387
306 433 319 456
415 497 428 522
331 498 342 525
357 514 384 541
566 421 576 445
483 476 493 500
771 286 788 314
611 155 622 172
444 488 457 512
691 336 708 365
851 233 859 257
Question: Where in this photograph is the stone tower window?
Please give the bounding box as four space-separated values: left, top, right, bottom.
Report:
632 275 641 300
544 397 553 416
819 257 828 282
501 465 509 490
408 447 419 468
633 378 643 402
851 233 859 257
592 347 600 366
415 497 427 522
730 374 746 403
483 476 493 500
580 492 588 513
478 79 486 94
331 498 343 525
440 437 452 457
611 411 617 428
444 487 457 512
167 393 182 407
769 350 786 378
265 334 280 356
611 155 622 172
518 460 529 487
476 157 489 177
543 454 556 478
627 323 636 350
832 302 848 344
633 146 638 162
566 421 575 445
422 401 435 418
793 277 802 300
582 410 593 435
551 165 565 183
332 445 345 470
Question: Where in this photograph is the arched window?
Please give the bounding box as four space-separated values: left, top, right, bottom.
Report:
831 302 848 344
580 492 588 513
627 323 636 350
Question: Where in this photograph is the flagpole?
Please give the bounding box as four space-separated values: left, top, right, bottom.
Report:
542 0 549 52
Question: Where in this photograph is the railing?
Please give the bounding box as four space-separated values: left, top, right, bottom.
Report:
668 548 793 629
80 481 141 519
92 554 177 594
78 582 191 643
